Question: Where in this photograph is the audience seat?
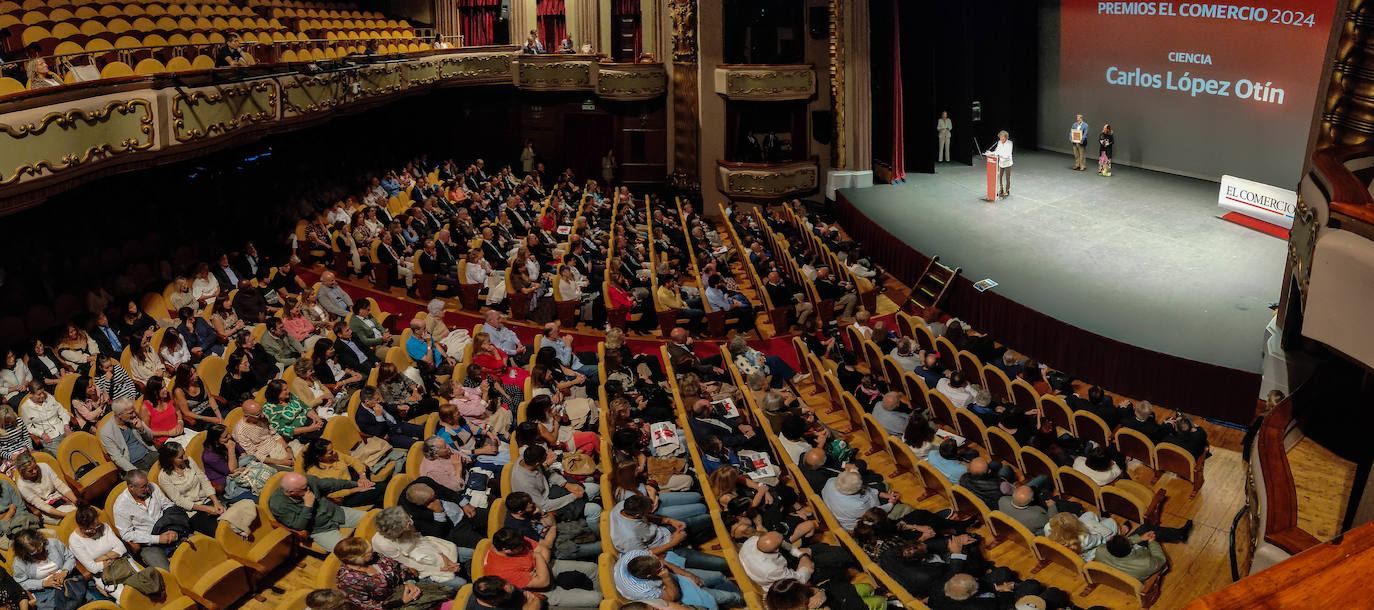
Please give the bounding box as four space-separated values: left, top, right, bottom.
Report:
1010 378 1040 414
170 533 255 609
1039 394 1075 435
215 509 295 578
1072 410 1112 448
1083 559 1168 607
56 431 119 503
1031 535 1088 587
1155 442 1205 499
1057 466 1105 512
119 567 197 610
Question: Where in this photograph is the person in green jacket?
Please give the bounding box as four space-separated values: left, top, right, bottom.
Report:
1097 530 1167 582
268 472 365 552
347 300 393 359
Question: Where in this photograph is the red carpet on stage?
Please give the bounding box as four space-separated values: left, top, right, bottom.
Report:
1221 212 1290 239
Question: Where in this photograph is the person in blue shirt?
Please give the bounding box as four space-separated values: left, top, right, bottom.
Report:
406 319 444 389
703 274 755 335
380 171 402 197
1070 114 1090 170
925 438 967 483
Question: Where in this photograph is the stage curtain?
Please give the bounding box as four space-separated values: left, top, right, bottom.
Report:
456 0 499 46
537 0 567 51
834 193 1257 424
890 1 906 181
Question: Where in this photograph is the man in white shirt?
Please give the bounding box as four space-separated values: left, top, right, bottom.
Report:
936 372 979 408
482 310 529 366
988 130 1014 198
738 532 813 592
111 470 178 569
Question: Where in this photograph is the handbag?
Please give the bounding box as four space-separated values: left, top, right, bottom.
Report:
384 580 455 610
230 460 277 494
100 556 139 585
68 449 100 480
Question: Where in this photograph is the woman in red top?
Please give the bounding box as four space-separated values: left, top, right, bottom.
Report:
472 332 527 404
139 375 184 445
606 272 655 334
539 207 559 232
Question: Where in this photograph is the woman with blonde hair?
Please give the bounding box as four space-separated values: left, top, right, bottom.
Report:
25 58 62 88
1044 510 1117 561
301 286 334 331
422 299 470 359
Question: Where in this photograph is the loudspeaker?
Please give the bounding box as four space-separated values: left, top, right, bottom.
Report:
500 0 511 20
812 111 833 144
809 6 828 39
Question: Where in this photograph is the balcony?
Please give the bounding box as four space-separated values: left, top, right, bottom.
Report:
712 64 816 101
715 159 819 200
0 49 666 210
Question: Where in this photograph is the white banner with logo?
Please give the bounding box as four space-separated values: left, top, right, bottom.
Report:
1218 175 1296 229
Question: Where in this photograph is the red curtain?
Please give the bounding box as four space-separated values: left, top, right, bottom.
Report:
537 0 567 51
612 0 641 61
457 0 499 46
890 1 906 182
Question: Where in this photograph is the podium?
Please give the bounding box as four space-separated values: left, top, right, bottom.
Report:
984 154 999 201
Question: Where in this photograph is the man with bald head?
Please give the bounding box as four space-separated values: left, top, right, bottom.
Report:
958 457 1012 509
232 399 294 469
998 485 1057 531
664 327 725 381
929 571 1016 610
268 471 366 551
738 531 814 591
317 270 353 317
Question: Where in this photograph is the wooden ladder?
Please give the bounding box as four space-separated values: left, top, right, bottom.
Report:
908 255 960 312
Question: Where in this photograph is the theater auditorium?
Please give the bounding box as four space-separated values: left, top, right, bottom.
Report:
0 0 1371 608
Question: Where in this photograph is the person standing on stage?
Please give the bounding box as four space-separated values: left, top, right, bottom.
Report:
1070 114 1089 171
1098 124 1114 177
989 130 1013 198
936 111 953 162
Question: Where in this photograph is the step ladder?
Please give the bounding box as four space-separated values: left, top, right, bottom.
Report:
907 255 960 313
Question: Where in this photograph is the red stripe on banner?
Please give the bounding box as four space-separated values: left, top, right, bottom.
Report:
1225 196 1293 219
1221 211 1289 239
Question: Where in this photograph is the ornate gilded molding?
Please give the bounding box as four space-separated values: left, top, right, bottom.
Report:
517 60 593 90
171 81 278 142
593 63 668 101
357 65 405 97
1319 0 1374 147
436 53 514 82
713 65 816 101
1289 196 1320 307
280 73 350 116
716 160 819 199
669 0 697 63
0 99 154 185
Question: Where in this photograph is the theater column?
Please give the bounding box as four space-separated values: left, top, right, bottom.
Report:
825 0 874 199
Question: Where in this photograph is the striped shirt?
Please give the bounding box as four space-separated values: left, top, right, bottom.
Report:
613 550 665 601
94 365 140 401
0 419 33 459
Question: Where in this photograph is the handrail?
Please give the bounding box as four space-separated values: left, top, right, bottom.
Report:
1255 392 1322 554
1310 143 1374 226
0 35 433 74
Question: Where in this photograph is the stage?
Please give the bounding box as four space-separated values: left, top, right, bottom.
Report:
835 150 1287 423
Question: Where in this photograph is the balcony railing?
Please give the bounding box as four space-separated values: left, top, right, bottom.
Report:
0 49 666 211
